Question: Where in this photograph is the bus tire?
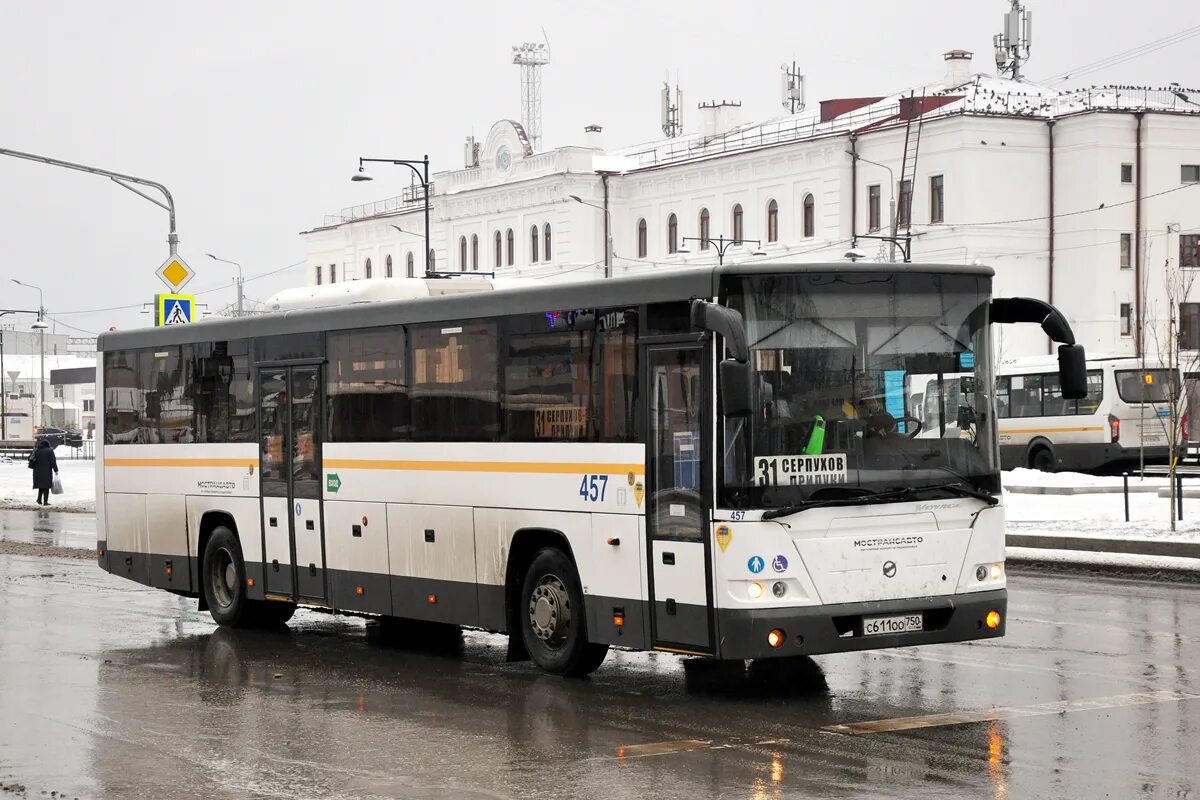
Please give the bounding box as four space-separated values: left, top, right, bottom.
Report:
251 600 296 627
202 526 254 628
1030 446 1056 473
520 547 608 677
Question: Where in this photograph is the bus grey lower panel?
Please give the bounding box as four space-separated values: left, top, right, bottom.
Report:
148 553 191 593
587 595 649 650
326 569 392 616
715 589 1007 660
106 550 149 586
390 576 481 627
653 600 710 651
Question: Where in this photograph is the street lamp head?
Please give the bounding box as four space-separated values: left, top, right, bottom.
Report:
569 195 583 203
751 247 768 257
30 320 49 330
676 242 692 255
844 248 868 262
351 167 374 183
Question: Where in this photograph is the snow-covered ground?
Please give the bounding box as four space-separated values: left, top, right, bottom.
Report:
0 456 95 513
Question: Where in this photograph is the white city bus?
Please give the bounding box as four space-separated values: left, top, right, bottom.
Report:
914 356 1183 472
96 264 1086 675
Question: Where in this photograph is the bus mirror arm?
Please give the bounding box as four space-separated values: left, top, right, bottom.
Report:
691 300 754 417
991 297 1088 401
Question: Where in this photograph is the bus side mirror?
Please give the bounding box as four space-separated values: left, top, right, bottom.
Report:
1059 345 1087 400
719 360 753 417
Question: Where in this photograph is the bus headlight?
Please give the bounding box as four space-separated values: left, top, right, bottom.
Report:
975 565 987 582
772 581 787 598
976 563 1004 582
991 563 1004 581
748 581 765 599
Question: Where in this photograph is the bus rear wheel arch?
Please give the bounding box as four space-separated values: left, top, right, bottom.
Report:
518 546 608 677
200 524 295 628
1028 442 1057 473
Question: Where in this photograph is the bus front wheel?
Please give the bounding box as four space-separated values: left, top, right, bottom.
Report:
520 547 608 677
202 526 295 628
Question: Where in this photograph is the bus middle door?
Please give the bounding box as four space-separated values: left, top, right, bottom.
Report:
259 365 327 603
644 344 715 656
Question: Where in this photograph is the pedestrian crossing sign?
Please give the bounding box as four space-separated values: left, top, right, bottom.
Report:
156 293 196 326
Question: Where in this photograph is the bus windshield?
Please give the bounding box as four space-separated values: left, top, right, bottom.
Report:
720 271 999 509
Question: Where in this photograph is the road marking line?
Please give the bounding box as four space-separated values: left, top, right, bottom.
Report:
609 738 791 761
823 689 1200 735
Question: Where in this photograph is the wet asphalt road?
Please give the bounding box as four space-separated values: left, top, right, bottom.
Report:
1 514 1199 799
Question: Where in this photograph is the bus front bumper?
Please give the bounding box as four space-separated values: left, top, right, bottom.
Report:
714 589 1007 660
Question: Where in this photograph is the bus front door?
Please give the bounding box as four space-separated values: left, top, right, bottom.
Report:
259 365 327 603
645 345 714 656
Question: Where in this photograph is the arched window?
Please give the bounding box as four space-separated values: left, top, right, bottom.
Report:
530 225 539 263
364 257 372 279
471 234 479 271
766 199 779 243
699 208 710 250
637 218 648 258
802 194 815 238
494 230 502 269
506 228 514 266
406 252 414 278
543 223 552 261
459 236 467 270
667 213 678 254
732 204 744 244
429 248 436 270
385 254 393 278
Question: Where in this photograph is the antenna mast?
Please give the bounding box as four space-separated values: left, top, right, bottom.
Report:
661 74 683 138
781 61 806 114
993 0 1032 80
512 39 551 151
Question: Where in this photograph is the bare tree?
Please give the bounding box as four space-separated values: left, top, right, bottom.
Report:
1143 249 1198 532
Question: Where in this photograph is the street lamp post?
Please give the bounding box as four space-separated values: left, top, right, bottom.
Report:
352 156 432 276
568 195 613 278
679 235 767 266
847 151 901 263
206 253 244 317
0 147 179 257
7 283 46 432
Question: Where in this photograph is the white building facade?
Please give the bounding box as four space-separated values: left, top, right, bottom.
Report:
302 51 1200 372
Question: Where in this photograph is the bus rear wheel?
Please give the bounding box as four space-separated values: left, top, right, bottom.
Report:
520 547 608 677
1030 446 1056 473
203 526 295 628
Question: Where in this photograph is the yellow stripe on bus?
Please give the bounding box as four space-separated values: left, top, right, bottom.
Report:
998 426 1104 435
105 458 257 468
323 458 644 475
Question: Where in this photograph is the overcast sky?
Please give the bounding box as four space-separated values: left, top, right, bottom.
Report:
1 1 1194 333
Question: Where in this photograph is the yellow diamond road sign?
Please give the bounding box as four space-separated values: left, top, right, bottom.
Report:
155 254 195 292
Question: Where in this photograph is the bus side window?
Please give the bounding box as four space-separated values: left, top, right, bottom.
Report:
1079 370 1104 414
995 376 1011 419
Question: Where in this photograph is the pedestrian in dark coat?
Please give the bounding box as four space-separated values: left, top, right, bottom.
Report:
29 439 58 506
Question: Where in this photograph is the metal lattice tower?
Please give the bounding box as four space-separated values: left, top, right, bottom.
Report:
512 42 550 151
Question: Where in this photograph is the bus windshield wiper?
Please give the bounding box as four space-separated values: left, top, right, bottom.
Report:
761 482 996 520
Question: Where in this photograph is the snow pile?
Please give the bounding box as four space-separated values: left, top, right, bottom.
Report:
1004 468 1167 490
0 457 96 513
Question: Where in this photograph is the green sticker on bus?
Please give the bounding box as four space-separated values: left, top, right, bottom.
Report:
327 474 342 494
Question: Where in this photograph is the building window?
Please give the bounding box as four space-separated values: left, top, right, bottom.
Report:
667 213 678 254
494 231 502 269
385 254 393 278
530 225 539 263
1183 234 1200 269
53 385 63 400
1121 163 1134 183
1182 303 1200 350
406 252 414 278
732 204 744 244
1120 233 1132 269
315 265 323 285
897 180 912 228
364 257 372 279
543 223 552 261
699 208 710 249
471 234 479 271
868 185 881 232
637 218 648 258
83 399 94 412
929 175 944 224
330 264 337 284
802 194 815 238
1120 303 1132 337
506 228 514 266
766 199 779 243
1184 165 1200 183
459 236 467 270
429 249 436 271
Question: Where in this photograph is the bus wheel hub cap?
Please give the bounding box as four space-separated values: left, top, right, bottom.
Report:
529 577 569 644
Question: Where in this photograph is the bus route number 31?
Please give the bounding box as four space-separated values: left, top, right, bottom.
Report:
579 474 609 502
